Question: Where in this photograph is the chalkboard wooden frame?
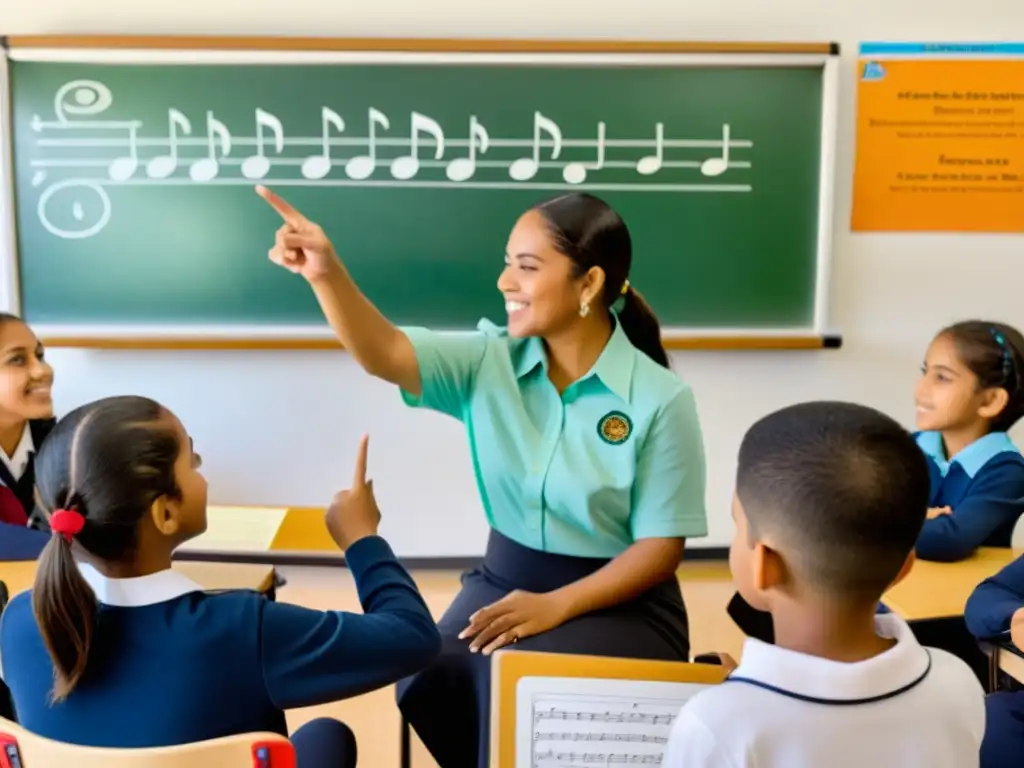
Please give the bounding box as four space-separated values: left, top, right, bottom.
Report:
0 36 843 351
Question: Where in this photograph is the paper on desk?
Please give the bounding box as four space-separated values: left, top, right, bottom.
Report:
516 676 709 767
177 506 288 552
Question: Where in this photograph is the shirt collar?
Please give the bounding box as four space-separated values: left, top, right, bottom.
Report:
512 315 637 402
77 563 204 607
916 430 1019 478
727 613 930 703
0 424 34 483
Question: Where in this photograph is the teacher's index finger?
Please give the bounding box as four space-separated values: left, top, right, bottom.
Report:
352 433 370 487
256 185 305 226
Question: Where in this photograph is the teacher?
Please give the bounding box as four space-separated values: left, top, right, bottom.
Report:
258 186 708 768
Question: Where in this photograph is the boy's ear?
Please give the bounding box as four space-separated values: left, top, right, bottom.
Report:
149 496 181 537
751 541 785 592
887 550 916 590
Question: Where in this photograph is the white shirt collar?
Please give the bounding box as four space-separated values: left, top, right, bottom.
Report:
726 614 930 703
77 563 204 607
0 424 34 482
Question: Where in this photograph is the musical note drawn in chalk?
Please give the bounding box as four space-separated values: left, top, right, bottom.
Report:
37 179 112 240
301 107 346 181
241 108 284 181
346 108 389 181
189 112 232 183
445 116 489 182
636 123 664 176
700 124 731 177
391 112 445 181
563 122 606 184
509 112 562 182
53 79 113 124
146 109 192 179
107 123 139 181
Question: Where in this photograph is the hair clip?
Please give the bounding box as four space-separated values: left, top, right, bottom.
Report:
620 279 631 296
50 508 86 544
989 327 1015 384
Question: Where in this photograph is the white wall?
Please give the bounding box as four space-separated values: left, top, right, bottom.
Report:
4 0 1022 557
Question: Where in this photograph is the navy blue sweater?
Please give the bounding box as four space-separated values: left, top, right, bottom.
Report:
964 553 1024 639
0 535 441 747
914 431 1024 562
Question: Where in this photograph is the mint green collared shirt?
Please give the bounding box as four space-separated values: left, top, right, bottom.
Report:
399 317 708 558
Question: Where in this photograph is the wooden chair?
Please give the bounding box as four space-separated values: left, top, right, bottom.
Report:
0 717 295 767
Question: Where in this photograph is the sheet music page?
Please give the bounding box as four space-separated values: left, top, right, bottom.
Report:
176 506 287 552
515 676 709 768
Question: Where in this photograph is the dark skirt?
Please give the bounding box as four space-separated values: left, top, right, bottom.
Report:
396 529 690 768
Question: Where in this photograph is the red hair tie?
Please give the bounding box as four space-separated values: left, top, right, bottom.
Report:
50 509 85 543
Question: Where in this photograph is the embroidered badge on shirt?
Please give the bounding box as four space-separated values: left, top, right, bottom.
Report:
598 411 633 445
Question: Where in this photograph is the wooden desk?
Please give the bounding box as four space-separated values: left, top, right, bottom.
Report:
882 547 1018 621
0 561 276 599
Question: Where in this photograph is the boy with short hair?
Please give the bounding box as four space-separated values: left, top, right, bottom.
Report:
664 401 985 767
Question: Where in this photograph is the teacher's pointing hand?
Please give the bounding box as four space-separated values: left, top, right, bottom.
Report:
257 185 340 284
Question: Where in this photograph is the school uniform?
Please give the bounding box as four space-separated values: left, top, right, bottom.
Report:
663 613 985 768
0 535 441 767
0 418 55 529
394 316 708 768
914 431 1024 562
964 553 1024 768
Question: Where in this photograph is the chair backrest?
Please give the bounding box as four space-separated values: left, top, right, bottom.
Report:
0 717 295 767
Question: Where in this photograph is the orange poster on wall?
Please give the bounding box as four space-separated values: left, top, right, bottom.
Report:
851 43 1024 233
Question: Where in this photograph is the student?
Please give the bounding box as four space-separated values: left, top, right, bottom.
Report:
0 395 441 767
663 401 985 768
0 313 57 535
964 554 1024 768
257 187 707 768
913 320 1024 562
726 319 1024 645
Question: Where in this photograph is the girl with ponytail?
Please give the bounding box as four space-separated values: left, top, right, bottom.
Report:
258 186 708 768
0 395 440 767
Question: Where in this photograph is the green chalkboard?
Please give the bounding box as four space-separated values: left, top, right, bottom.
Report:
6 46 835 334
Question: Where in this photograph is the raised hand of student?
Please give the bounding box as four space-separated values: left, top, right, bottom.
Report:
324 434 380 551
257 185 341 284
458 589 569 655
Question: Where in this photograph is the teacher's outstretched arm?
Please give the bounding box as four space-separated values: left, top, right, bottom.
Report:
257 185 421 396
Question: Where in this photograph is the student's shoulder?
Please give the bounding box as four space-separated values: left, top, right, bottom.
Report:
0 591 37 643
924 646 986 696
673 678 764 731
921 651 983 720
667 682 762 757
183 588 269 618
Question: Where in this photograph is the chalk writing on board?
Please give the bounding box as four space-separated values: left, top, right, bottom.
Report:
26 79 754 239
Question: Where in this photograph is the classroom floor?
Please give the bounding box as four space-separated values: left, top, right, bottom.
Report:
276 562 743 768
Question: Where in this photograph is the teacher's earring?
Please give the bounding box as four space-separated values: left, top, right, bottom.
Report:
579 301 590 318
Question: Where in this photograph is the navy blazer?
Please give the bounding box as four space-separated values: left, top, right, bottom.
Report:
0 535 441 747
914 431 1024 562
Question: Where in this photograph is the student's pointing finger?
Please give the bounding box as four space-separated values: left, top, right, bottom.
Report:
352 433 369 487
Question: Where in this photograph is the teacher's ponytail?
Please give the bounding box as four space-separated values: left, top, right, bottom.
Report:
617 284 670 369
